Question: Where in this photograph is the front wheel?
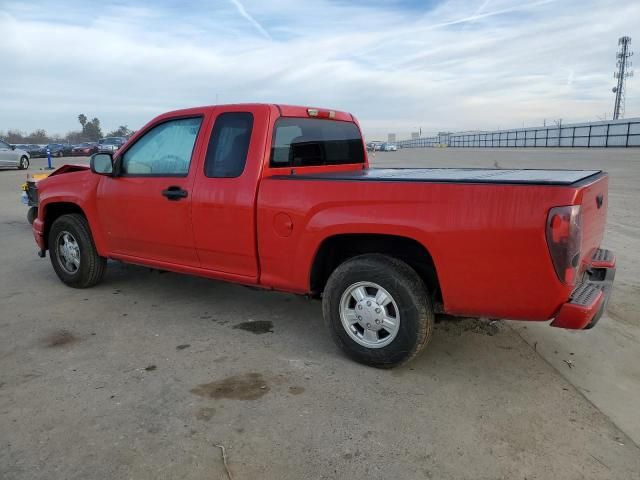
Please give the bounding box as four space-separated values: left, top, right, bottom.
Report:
322 254 434 368
48 213 107 288
18 156 29 169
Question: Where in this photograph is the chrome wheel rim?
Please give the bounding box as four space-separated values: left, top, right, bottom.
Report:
56 231 80 274
20 158 28 168
339 281 400 348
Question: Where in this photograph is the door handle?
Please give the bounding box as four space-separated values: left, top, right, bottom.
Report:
161 186 188 201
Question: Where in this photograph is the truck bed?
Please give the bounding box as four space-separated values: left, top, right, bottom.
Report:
279 168 603 186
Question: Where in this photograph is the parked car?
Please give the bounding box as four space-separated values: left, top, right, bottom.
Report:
384 143 397 152
20 144 47 157
0 140 30 169
31 104 615 368
46 143 73 157
97 137 127 153
72 142 99 156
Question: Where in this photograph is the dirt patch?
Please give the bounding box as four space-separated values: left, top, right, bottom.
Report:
195 407 216 421
288 386 305 395
233 320 273 334
435 315 501 336
176 344 191 350
191 372 269 400
46 329 77 347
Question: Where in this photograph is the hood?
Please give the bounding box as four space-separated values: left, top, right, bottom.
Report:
47 164 90 177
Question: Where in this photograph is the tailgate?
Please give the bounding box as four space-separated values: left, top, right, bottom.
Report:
578 174 609 271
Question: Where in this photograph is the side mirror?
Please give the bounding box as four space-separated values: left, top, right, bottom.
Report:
90 153 114 176
11 145 16 150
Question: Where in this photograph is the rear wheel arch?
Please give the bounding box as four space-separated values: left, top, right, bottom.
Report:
309 233 442 304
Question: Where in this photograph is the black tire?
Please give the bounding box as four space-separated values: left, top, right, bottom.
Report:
27 207 38 225
48 213 107 288
322 254 434 368
18 156 29 170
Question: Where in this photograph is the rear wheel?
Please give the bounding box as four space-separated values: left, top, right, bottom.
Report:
48 213 107 288
322 254 434 368
18 156 29 169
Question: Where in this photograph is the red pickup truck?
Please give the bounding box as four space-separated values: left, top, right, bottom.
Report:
31 104 616 368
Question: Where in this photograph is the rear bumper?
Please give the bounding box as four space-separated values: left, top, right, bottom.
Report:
551 249 616 330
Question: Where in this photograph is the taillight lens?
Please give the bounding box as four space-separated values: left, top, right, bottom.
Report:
546 205 582 285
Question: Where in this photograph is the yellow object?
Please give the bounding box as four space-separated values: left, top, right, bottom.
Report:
27 173 51 182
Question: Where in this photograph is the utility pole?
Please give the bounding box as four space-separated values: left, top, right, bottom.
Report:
612 36 633 120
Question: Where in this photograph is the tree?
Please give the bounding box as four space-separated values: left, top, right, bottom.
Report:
64 130 85 144
106 125 133 137
27 129 49 144
5 129 26 144
78 114 87 133
84 117 103 141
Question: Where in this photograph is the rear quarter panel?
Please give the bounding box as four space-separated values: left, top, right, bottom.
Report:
257 178 581 320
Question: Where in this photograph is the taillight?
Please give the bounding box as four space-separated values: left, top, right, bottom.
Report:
546 205 582 285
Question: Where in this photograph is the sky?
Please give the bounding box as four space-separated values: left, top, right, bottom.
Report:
0 0 638 139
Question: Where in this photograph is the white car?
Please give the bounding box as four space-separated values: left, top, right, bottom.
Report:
0 140 30 169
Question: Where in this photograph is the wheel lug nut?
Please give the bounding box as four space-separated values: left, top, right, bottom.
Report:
357 316 362 320
366 323 371 329
358 305 363 310
367 301 371 306
375 308 381 313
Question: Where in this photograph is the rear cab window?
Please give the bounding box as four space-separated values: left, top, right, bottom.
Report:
270 118 364 168
204 112 254 178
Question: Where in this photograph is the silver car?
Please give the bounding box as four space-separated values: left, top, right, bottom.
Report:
0 140 30 169
97 136 126 153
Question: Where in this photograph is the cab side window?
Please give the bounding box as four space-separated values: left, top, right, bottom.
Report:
204 112 254 178
122 117 202 176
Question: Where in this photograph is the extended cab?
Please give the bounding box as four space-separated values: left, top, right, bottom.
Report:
31 104 616 367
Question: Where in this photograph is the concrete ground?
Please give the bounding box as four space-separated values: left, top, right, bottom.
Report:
1 150 639 479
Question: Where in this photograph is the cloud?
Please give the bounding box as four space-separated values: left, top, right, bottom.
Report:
0 0 638 139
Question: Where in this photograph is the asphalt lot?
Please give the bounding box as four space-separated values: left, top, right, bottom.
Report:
1 150 640 479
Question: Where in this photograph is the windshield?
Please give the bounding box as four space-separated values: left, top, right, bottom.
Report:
270 118 364 167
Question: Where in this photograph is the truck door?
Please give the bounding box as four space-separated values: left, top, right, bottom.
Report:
190 105 270 280
96 115 205 267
